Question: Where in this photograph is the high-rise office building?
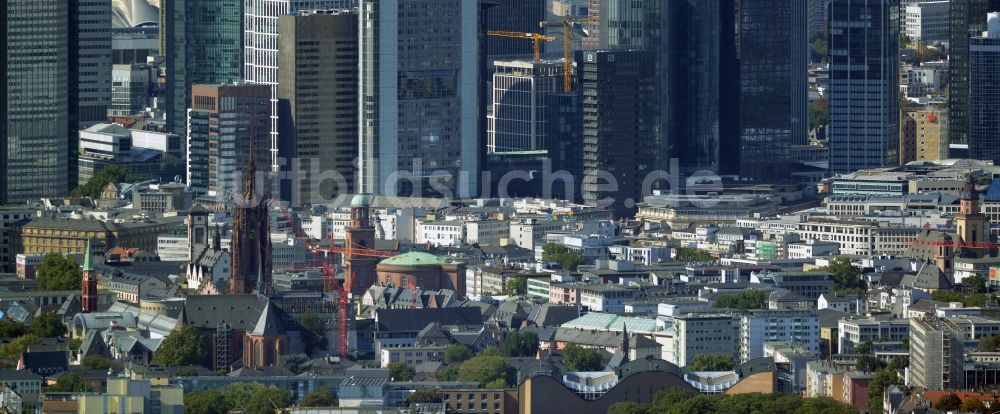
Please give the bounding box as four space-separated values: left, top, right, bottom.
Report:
359 0 481 198
3 0 71 203
948 0 1000 147
109 64 151 118
970 13 1000 164
186 84 271 195
277 9 359 206
71 0 113 129
664 0 740 175
828 0 900 174
737 0 808 180
244 0 344 173
578 50 658 218
163 0 243 138
487 60 563 153
485 0 546 58
910 317 966 391
808 0 832 45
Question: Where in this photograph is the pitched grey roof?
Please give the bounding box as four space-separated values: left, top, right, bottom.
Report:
375 308 485 332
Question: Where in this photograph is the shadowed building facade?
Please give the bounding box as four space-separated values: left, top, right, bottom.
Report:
229 151 272 295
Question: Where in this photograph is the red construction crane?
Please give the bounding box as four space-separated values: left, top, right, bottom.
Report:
910 239 1000 250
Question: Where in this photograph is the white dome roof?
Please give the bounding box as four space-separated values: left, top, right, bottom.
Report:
112 0 159 28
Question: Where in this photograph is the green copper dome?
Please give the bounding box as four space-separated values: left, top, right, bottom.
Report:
351 194 371 207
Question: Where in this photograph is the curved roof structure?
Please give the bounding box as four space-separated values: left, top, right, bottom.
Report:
378 251 460 267
113 0 159 28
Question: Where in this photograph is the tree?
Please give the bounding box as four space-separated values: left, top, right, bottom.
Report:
28 312 67 338
175 367 199 377
458 354 516 388
979 333 1000 351
868 369 903 414
223 382 292 414
388 362 416 381
0 319 26 339
504 277 527 296
280 354 311 374
811 39 829 61
185 389 229 414
297 311 328 354
933 290 990 307
888 355 909 370
562 343 603 371
0 334 39 362
809 97 830 130
300 388 335 407
71 165 139 198
852 341 872 355
408 389 443 404
675 247 715 263
813 257 863 292
857 355 886 373
441 364 460 381
608 402 649 414
934 393 962 411
152 325 207 367
35 253 82 291
81 355 116 370
964 274 989 294
961 397 988 413
541 243 584 271
689 354 734 371
46 373 90 392
713 290 765 310
444 344 473 364
502 331 539 358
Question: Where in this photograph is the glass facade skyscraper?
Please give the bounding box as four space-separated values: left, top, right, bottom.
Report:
949 0 1000 147
828 0 900 173
737 0 808 180
969 14 1000 164
4 0 71 203
359 0 481 198
164 0 243 138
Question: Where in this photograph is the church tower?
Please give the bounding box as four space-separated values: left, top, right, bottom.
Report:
188 205 209 260
229 150 272 295
81 239 98 313
956 175 992 259
344 194 377 297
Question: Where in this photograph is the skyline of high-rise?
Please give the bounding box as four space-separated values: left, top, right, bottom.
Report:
970 13 1000 164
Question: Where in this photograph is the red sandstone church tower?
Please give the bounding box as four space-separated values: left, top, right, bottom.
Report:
229 150 272 295
345 194 377 297
956 174 994 259
81 240 98 313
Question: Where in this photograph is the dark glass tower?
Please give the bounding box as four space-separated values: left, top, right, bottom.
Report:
828 0 900 173
578 50 658 218
969 16 1000 164
949 0 1000 147
664 0 740 175
737 0 808 180
485 0 546 58
164 0 243 138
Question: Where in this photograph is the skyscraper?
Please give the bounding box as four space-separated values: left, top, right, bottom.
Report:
484 0 546 58
578 50 658 217
828 0 900 174
948 0 1000 147
164 0 243 138
3 0 71 203
487 60 562 153
186 84 271 195
970 13 1000 164
244 0 344 173
277 9 359 206
359 0 481 198
71 0 113 129
664 0 740 175
737 0 808 180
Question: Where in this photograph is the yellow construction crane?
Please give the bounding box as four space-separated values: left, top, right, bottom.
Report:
540 17 594 93
485 31 556 63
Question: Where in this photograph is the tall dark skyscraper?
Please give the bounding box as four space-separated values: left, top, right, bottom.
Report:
3 0 71 203
828 0 900 173
970 14 1000 164
485 0 546 58
664 0 740 175
278 9 359 205
164 0 243 138
949 0 1000 147
737 0 808 180
578 50 658 218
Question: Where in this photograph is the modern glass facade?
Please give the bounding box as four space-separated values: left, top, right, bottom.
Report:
484 0 546 58
948 0 1000 146
164 0 243 138
4 0 70 203
737 0 808 180
664 0 740 175
488 61 562 153
828 0 900 173
969 17 1000 164
578 50 658 218
359 0 480 198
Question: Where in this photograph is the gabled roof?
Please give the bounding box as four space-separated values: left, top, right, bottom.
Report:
375 308 484 332
251 301 285 336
